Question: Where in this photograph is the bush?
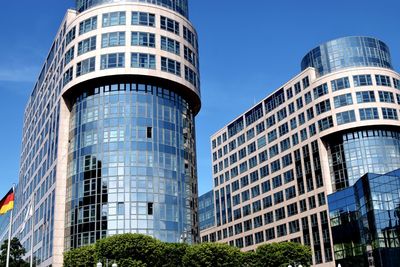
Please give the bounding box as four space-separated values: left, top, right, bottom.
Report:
95 234 163 266
253 242 312 267
64 245 97 267
182 243 243 267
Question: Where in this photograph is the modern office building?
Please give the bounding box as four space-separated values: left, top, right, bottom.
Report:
8 0 201 266
328 169 400 267
200 36 400 266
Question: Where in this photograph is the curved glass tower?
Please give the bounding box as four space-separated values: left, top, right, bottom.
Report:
64 0 201 248
11 0 200 265
301 36 393 76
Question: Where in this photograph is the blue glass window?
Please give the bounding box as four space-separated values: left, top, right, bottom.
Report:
132 12 155 26
102 12 126 27
353 74 372 87
132 32 155 47
131 53 156 69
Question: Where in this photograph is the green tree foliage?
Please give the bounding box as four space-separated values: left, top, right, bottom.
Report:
64 244 97 267
95 234 164 266
0 237 29 267
63 233 312 267
182 243 243 267
253 242 312 267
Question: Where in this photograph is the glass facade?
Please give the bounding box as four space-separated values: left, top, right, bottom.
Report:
301 37 392 76
327 128 400 192
328 169 400 267
65 81 198 248
198 190 215 231
76 0 189 18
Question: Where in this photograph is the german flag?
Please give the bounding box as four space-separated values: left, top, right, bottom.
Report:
0 189 14 215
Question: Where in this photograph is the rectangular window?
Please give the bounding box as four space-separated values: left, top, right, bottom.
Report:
161 36 180 55
184 46 197 67
336 110 356 125
78 36 96 55
266 115 276 128
132 12 155 26
318 116 334 131
185 66 198 87
313 83 328 99
331 77 350 92
147 202 153 215
334 93 353 108
65 27 76 45
359 108 379 120
100 53 125 69
161 16 180 35
315 99 331 115
394 78 400 89
102 32 125 48
64 47 74 65
278 123 289 137
63 67 73 86
183 26 197 48
302 76 310 89
294 82 301 94
79 16 97 35
286 87 293 99
296 97 303 109
356 91 376 103
161 57 181 76
76 57 95 77
304 92 312 104
132 32 155 47
382 108 398 120
102 12 126 27
353 74 372 87
378 91 395 103
376 75 392 87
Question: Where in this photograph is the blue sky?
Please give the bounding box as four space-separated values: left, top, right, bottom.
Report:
0 0 399 197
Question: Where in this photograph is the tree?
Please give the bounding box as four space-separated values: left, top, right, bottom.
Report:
253 242 312 267
64 244 97 267
161 242 188 267
0 237 29 267
95 234 164 266
182 243 243 267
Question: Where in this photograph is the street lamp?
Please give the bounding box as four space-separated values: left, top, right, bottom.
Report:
112 263 118 267
338 264 342 267
97 263 103 267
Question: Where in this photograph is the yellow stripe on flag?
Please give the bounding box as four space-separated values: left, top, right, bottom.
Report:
0 200 14 215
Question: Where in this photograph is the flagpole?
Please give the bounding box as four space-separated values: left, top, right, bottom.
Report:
30 192 35 267
6 185 15 267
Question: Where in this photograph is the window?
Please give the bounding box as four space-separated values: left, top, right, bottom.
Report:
131 53 156 69
261 181 271 194
378 91 394 103
257 136 266 149
102 32 125 48
132 12 155 26
249 156 258 169
256 122 265 134
376 75 392 87
334 93 353 108
183 26 197 48
317 192 326 206
266 228 275 241
63 67 73 86
266 115 276 128
302 76 310 88
336 110 356 125
290 118 297 130
184 46 197 67
273 191 284 204
263 196 272 209
258 150 268 163
147 202 153 215
65 27 76 45
79 16 97 35
77 36 96 55
394 78 400 89
281 153 292 167
359 108 379 120
296 97 303 109
306 108 314 120
284 170 294 183
289 220 300 234
298 113 306 125
294 82 301 94
64 47 74 65
161 36 180 55
286 87 293 99
292 133 299 145
161 57 181 76
252 200 261 212
269 144 279 158
313 83 328 99
276 224 287 237
287 203 298 216
247 142 256 154
272 175 282 189
304 92 312 104
275 207 286 220
280 139 291 152
285 186 296 200
353 74 372 87
318 116 334 131
356 91 376 103
100 53 125 69
315 100 331 115
185 66 198 87
102 12 126 27
247 128 255 140
288 103 295 114
331 77 350 91
277 107 287 121
278 123 289 137
132 32 155 47
161 16 180 35
382 108 398 120
76 57 95 77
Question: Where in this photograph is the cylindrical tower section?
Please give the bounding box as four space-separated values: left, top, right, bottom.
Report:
63 0 200 249
301 36 393 77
